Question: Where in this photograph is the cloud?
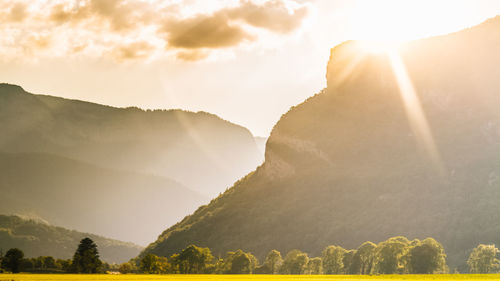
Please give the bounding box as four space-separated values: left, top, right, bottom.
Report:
111 41 155 61
227 0 308 34
176 50 210 61
0 0 310 62
162 0 307 51
8 2 27 22
164 13 255 49
29 33 51 49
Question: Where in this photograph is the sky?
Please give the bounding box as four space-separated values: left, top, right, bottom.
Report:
1 0 500 136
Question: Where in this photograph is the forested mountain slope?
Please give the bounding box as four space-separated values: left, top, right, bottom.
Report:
0 152 206 245
0 83 262 197
142 16 500 271
0 215 142 263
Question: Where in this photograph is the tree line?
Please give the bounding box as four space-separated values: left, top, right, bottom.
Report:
125 236 448 274
1 236 499 274
0 238 110 273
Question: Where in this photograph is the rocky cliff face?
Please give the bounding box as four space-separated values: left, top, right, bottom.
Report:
142 16 500 271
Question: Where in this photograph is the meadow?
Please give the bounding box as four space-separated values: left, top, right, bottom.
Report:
2 275 500 281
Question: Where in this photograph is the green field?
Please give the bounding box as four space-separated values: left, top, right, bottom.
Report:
2 275 500 281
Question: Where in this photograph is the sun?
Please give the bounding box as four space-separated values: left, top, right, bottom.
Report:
350 0 475 43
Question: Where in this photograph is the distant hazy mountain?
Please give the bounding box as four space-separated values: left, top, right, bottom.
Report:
141 16 500 271
0 83 262 197
0 214 142 263
0 152 206 245
254 137 267 156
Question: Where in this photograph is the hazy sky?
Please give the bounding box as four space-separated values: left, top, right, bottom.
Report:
1 0 500 136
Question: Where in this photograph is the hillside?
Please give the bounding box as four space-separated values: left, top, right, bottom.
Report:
141 16 500 271
0 152 206 245
0 84 262 197
254 137 268 155
0 215 142 263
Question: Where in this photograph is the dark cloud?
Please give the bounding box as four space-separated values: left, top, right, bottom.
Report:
3 0 309 62
162 0 308 52
49 4 74 24
227 0 309 34
8 2 27 22
49 0 155 31
165 13 255 49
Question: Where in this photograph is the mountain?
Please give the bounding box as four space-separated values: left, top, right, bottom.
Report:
141 16 500 271
0 152 206 245
254 137 268 155
0 214 142 263
0 83 262 197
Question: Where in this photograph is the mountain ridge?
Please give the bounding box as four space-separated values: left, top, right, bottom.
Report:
140 16 500 271
0 214 142 263
0 82 262 197
0 151 207 245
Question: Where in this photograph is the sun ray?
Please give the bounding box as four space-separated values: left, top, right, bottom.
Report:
386 47 446 177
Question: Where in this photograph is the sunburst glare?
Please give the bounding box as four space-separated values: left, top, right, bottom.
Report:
386 47 446 177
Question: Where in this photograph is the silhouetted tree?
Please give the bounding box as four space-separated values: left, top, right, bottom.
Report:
56 259 72 272
342 250 356 274
0 249 3 273
263 250 283 274
140 254 170 274
281 250 309 274
118 261 137 274
468 244 500 273
353 241 376 274
373 236 410 274
71 238 102 273
1 248 24 273
307 257 322 274
408 238 447 273
322 245 345 274
219 249 257 274
171 245 213 274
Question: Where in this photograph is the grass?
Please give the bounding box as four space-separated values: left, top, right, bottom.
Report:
2 275 500 281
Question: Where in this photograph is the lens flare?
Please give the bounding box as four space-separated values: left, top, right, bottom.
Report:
386 47 446 177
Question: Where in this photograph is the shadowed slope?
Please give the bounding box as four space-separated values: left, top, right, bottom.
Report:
0 215 142 263
0 84 262 197
0 152 206 245
141 17 500 271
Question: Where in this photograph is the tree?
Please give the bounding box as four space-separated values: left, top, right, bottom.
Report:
322 245 346 274
307 257 322 274
281 250 309 274
219 250 257 274
56 259 72 272
0 249 3 273
22 258 35 272
373 237 410 274
467 244 500 273
170 245 214 274
231 251 255 274
71 237 102 273
342 250 356 274
42 256 56 270
140 254 170 274
1 248 24 273
118 261 137 274
263 250 283 274
350 241 376 274
408 238 447 274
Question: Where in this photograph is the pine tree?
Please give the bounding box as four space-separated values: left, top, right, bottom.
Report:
1 248 24 273
71 238 102 273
